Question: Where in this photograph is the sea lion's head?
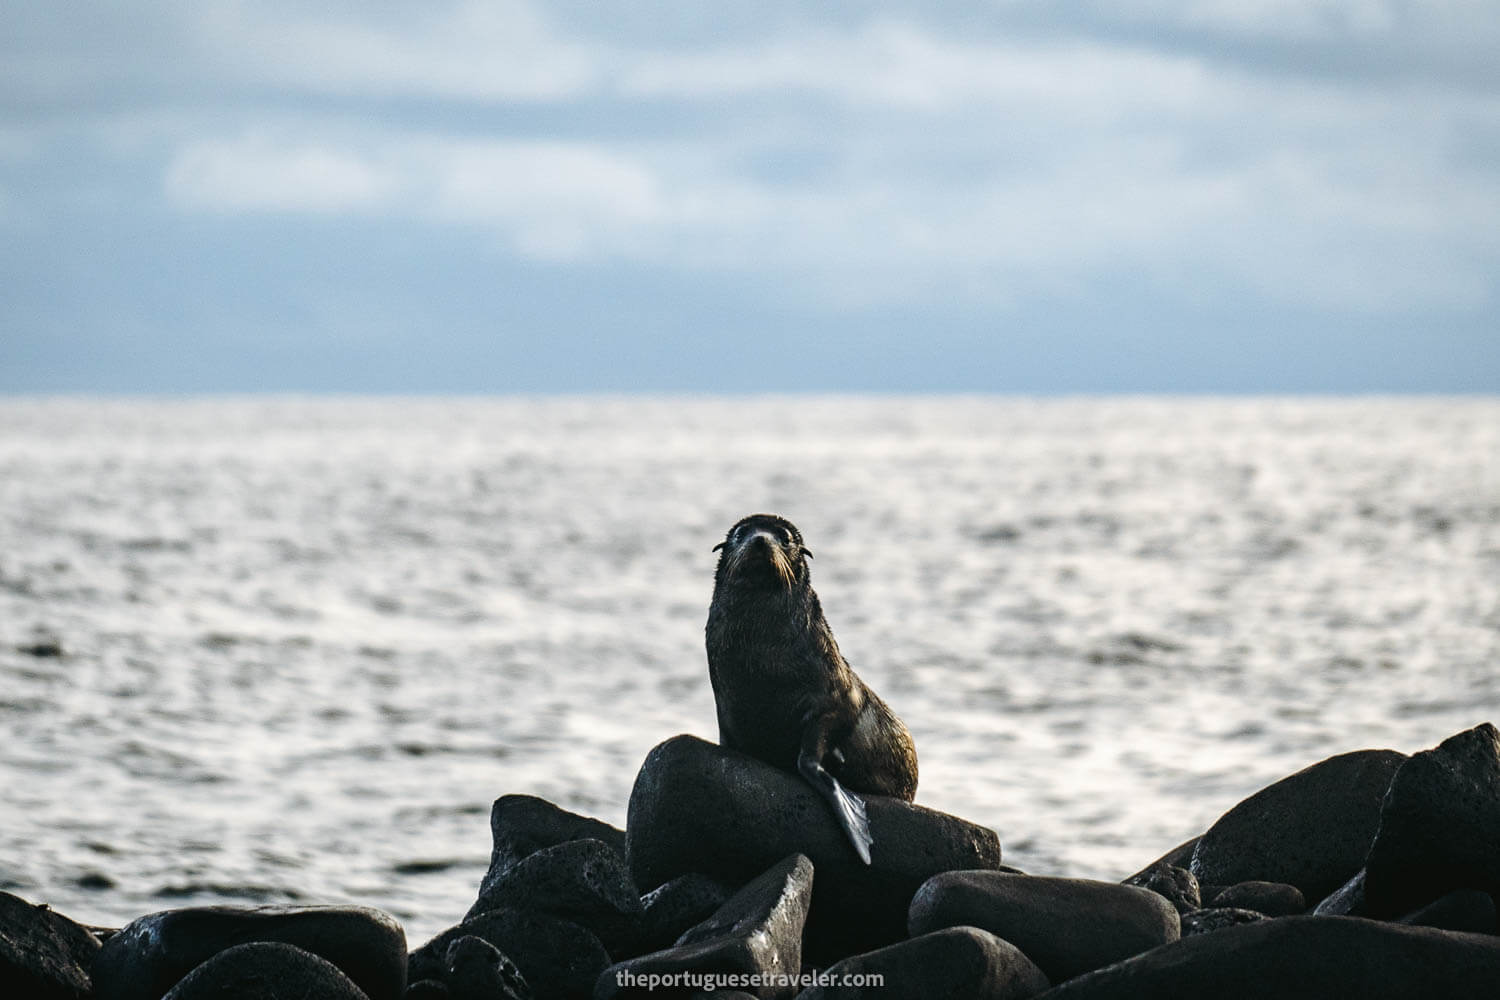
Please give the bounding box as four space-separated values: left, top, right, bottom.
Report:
713 513 812 592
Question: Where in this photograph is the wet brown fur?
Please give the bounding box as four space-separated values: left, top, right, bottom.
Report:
706 513 918 801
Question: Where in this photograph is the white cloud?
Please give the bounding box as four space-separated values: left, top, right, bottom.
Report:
428 142 663 222
619 20 1214 115
165 134 397 213
140 7 1498 312
426 139 700 262
0 128 39 161
156 113 1497 314
1159 0 1397 38
197 0 603 101
161 129 779 265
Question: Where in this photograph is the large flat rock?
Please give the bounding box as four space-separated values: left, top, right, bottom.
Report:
92 904 406 1000
909 872 1178 984
626 735 1003 962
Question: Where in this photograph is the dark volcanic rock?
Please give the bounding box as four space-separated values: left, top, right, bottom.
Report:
1037 915 1500 999
637 874 735 955
908 871 1178 984
1189 748 1406 903
467 838 643 957
1396 889 1498 935
444 935 531 1000
1362 722 1500 919
160 941 369 999
1179 907 1267 935
1123 862 1200 915
597 854 813 1000
93 904 406 1000
794 925 1050 1000
0 891 101 1000
409 908 608 1000
1208 881 1305 916
626 735 1003 962
483 796 627 891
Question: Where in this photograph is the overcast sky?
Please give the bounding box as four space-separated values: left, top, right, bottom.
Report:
2 1 1497 392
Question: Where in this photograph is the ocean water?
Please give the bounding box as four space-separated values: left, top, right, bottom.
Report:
1 396 1496 943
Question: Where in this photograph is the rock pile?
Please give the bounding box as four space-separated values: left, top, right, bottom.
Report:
5 723 1499 999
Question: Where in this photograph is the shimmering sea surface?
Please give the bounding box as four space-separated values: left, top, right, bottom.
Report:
1 396 1497 943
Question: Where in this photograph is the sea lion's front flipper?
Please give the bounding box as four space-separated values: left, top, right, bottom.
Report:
827 773 872 864
798 720 874 864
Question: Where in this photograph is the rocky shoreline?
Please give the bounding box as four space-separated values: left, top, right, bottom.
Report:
5 722 1499 999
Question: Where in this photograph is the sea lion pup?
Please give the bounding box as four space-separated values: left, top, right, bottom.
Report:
706 513 918 864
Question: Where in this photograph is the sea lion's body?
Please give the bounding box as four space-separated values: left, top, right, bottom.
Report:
706 514 918 861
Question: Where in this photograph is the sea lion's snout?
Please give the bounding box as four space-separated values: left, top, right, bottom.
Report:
715 514 804 590
732 532 794 587
743 529 780 554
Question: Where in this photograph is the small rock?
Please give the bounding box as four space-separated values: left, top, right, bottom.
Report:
17 639 64 657
597 854 813 1000
0 891 101 1000
444 935 531 1000
1190 748 1405 904
1036 915 1500 999
483 796 627 889
1396 889 1498 935
160 941 369 999
908 871 1179 984
409 908 607 1000
1123 862 1200 915
626 735 1004 963
793 925 1050 1000
1179 907 1267 935
1363 722 1500 918
92 904 406 1000
637 874 735 955
1208 881 1304 916
467 839 643 957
